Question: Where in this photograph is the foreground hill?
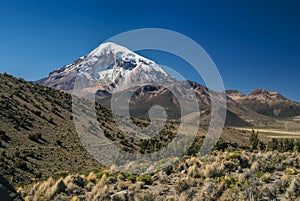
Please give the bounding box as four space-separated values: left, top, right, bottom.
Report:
0 74 241 178
0 73 101 187
0 73 251 187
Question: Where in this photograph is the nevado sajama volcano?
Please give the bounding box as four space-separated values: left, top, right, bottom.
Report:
37 42 175 93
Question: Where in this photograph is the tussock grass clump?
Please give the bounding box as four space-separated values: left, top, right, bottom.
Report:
86 172 97 183
46 178 66 200
285 177 300 199
202 162 225 178
259 172 272 183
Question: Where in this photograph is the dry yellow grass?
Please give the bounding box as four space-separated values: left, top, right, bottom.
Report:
18 150 299 200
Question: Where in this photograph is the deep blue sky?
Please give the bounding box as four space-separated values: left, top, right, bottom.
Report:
0 0 299 101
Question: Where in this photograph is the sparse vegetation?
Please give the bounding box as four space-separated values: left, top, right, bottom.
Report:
18 150 300 200
1 73 300 200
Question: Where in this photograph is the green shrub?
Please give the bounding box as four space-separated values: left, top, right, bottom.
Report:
137 174 152 185
256 171 265 178
260 172 272 183
286 168 298 175
225 152 241 160
250 129 259 150
215 176 240 188
120 172 137 183
54 171 69 177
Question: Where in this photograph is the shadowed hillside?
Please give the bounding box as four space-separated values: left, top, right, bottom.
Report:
0 174 23 201
0 73 101 187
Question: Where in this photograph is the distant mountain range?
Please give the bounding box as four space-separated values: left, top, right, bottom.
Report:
226 89 300 118
37 42 300 128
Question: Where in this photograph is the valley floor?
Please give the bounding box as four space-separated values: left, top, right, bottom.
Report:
232 127 300 139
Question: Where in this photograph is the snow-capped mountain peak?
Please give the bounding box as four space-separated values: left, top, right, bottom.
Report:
37 42 175 92
88 42 145 59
